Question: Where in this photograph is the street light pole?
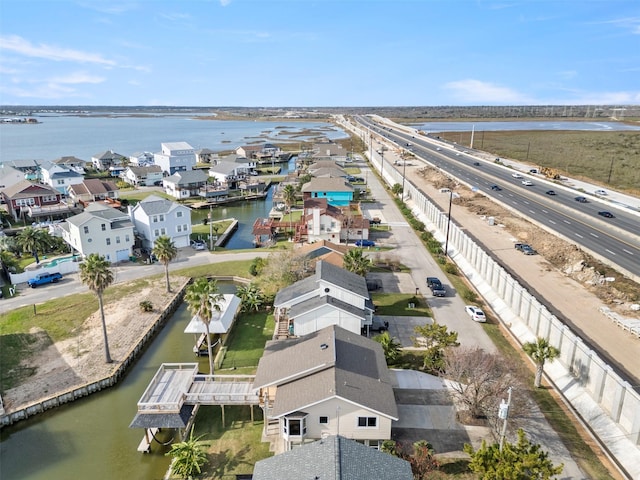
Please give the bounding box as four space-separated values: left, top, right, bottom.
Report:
401 159 407 200
208 206 213 251
380 150 385 183
499 387 513 452
607 158 614 183
444 190 453 257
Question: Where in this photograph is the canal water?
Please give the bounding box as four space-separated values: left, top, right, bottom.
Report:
0 285 237 480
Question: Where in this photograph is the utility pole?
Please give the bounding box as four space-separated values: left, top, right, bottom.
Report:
499 387 513 452
607 158 614 184
470 125 475 149
208 206 213 251
444 190 454 257
380 150 385 183
401 159 407 200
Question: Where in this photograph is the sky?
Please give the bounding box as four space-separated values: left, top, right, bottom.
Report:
1 0 639 107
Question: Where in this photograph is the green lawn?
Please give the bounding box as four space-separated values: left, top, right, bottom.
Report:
372 293 432 317
219 311 275 370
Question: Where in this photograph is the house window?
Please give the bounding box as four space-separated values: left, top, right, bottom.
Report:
176 211 183 218
56 179 65 185
101 224 106 231
357 417 377 428
84 226 89 234
159 214 165 221
116 236 120 244
160 228 166 235
125 235 130 242
152 215 158 223
154 229 160 237
106 238 111 245
319 416 328 424
177 225 182 232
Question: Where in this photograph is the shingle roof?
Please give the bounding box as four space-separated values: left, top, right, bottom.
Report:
2 180 59 198
135 195 181 215
288 295 366 320
164 169 207 185
253 325 397 420
252 435 413 480
301 177 354 193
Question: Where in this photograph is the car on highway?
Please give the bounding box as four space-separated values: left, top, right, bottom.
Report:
595 189 608 196
575 196 588 203
473 162 481 166
546 190 556 195
28 272 63 288
465 305 487 323
490 185 502 191
598 211 615 218
436 147 441 151
511 172 522 179
355 239 376 247
521 180 533 186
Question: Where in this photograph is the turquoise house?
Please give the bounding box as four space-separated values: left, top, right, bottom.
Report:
301 177 354 207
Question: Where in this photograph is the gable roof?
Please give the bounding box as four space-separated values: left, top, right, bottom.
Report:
288 295 366 321
253 325 397 420
297 240 349 257
134 194 184 216
252 435 413 480
1 180 59 199
127 165 162 176
164 169 208 185
301 177 354 193
68 179 119 196
92 150 126 160
161 141 193 151
53 156 88 166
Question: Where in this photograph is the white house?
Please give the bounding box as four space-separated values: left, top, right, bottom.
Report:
121 165 163 187
129 151 155 167
153 142 196 175
163 170 208 199
39 161 84 194
52 156 88 175
92 150 126 171
129 194 192 249
253 325 398 452
58 203 135 263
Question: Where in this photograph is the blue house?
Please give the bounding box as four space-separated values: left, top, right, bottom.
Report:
301 177 354 207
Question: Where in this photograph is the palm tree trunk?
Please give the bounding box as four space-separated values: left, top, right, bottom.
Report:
164 263 171 292
534 363 544 388
98 294 112 363
205 323 214 376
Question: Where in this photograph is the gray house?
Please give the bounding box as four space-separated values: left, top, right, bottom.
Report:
252 435 413 480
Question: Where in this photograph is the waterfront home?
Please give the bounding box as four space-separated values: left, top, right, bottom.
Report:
311 142 348 162
0 164 26 191
121 165 163 187
162 169 208 199
39 161 85 194
129 194 191 249
58 203 134 263
253 325 398 453
302 198 370 245
92 150 127 171
3 159 41 181
301 177 354 207
235 143 281 162
207 153 256 189
52 156 89 175
67 179 119 205
296 239 348 268
195 147 217 164
153 142 196 175
252 435 413 480
2 180 75 222
129 151 154 167
273 260 374 337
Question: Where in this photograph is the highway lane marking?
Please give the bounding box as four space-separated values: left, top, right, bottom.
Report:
606 249 616 255
529 209 536 214
542 209 548 213
575 233 583 238
590 232 599 238
563 220 571 224
623 249 634 255
549 219 557 225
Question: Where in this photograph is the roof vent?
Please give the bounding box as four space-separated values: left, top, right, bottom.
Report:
320 343 328 350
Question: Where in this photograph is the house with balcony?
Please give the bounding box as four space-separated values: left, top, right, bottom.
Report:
3 159 41 181
252 435 412 480
302 198 370 244
311 142 348 162
0 164 26 192
121 165 163 187
153 142 196 175
253 325 398 453
52 156 89 175
129 195 192 249
67 179 119 205
1 180 75 222
235 143 281 162
195 148 217 164
163 169 208 199
40 161 85 194
273 260 374 337
58 203 134 263
301 177 354 207
92 150 127 171
129 151 155 167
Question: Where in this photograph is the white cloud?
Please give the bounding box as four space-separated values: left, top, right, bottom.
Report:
49 72 105 85
220 0 232 6
0 35 116 66
444 79 533 104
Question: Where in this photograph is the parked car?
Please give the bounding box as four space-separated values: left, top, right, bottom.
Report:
465 305 487 323
521 180 533 186
575 196 588 203
521 245 537 255
28 272 63 288
426 277 441 289
490 185 502 191
546 190 556 195
598 211 615 218
511 172 522 179
369 217 382 225
595 189 607 196
529 168 538 174
370 317 389 332
191 240 206 250
430 281 446 297
355 239 375 247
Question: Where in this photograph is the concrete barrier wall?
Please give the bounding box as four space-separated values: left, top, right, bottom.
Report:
373 151 640 448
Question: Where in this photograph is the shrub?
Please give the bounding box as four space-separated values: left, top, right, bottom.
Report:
139 300 153 312
444 262 458 275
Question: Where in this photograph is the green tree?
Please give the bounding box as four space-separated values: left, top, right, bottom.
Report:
184 278 224 375
282 184 297 235
412 323 459 374
464 429 564 479
236 283 264 312
16 226 50 264
166 430 209 480
79 254 114 363
523 337 560 388
373 331 402 363
343 247 373 277
391 183 403 197
152 235 178 293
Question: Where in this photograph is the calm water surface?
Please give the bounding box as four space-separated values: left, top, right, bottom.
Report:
412 120 640 132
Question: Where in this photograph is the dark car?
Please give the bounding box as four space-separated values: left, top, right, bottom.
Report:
473 162 481 166
490 185 502 191
546 190 556 195
431 281 446 297
355 239 375 247
369 217 382 225
521 245 537 255
426 277 441 289
575 196 588 203
598 211 615 218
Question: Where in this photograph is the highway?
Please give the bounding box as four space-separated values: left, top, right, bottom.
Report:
354 115 640 280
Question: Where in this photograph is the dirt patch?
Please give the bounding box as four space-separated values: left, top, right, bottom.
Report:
2 277 189 413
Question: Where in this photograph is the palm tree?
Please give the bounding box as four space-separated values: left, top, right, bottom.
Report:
282 184 297 236
79 253 114 363
165 430 209 479
523 337 560 388
16 226 49 264
152 235 178 292
184 278 224 375
236 284 264 312
343 248 373 277
373 331 402 363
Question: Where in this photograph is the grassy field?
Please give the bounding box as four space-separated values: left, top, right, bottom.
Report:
437 130 640 194
372 292 432 317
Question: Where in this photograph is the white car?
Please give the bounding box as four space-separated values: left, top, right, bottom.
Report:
191 240 206 250
595 189 607 196
521 180 533 186
511 172 522 179
465 305 486 322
